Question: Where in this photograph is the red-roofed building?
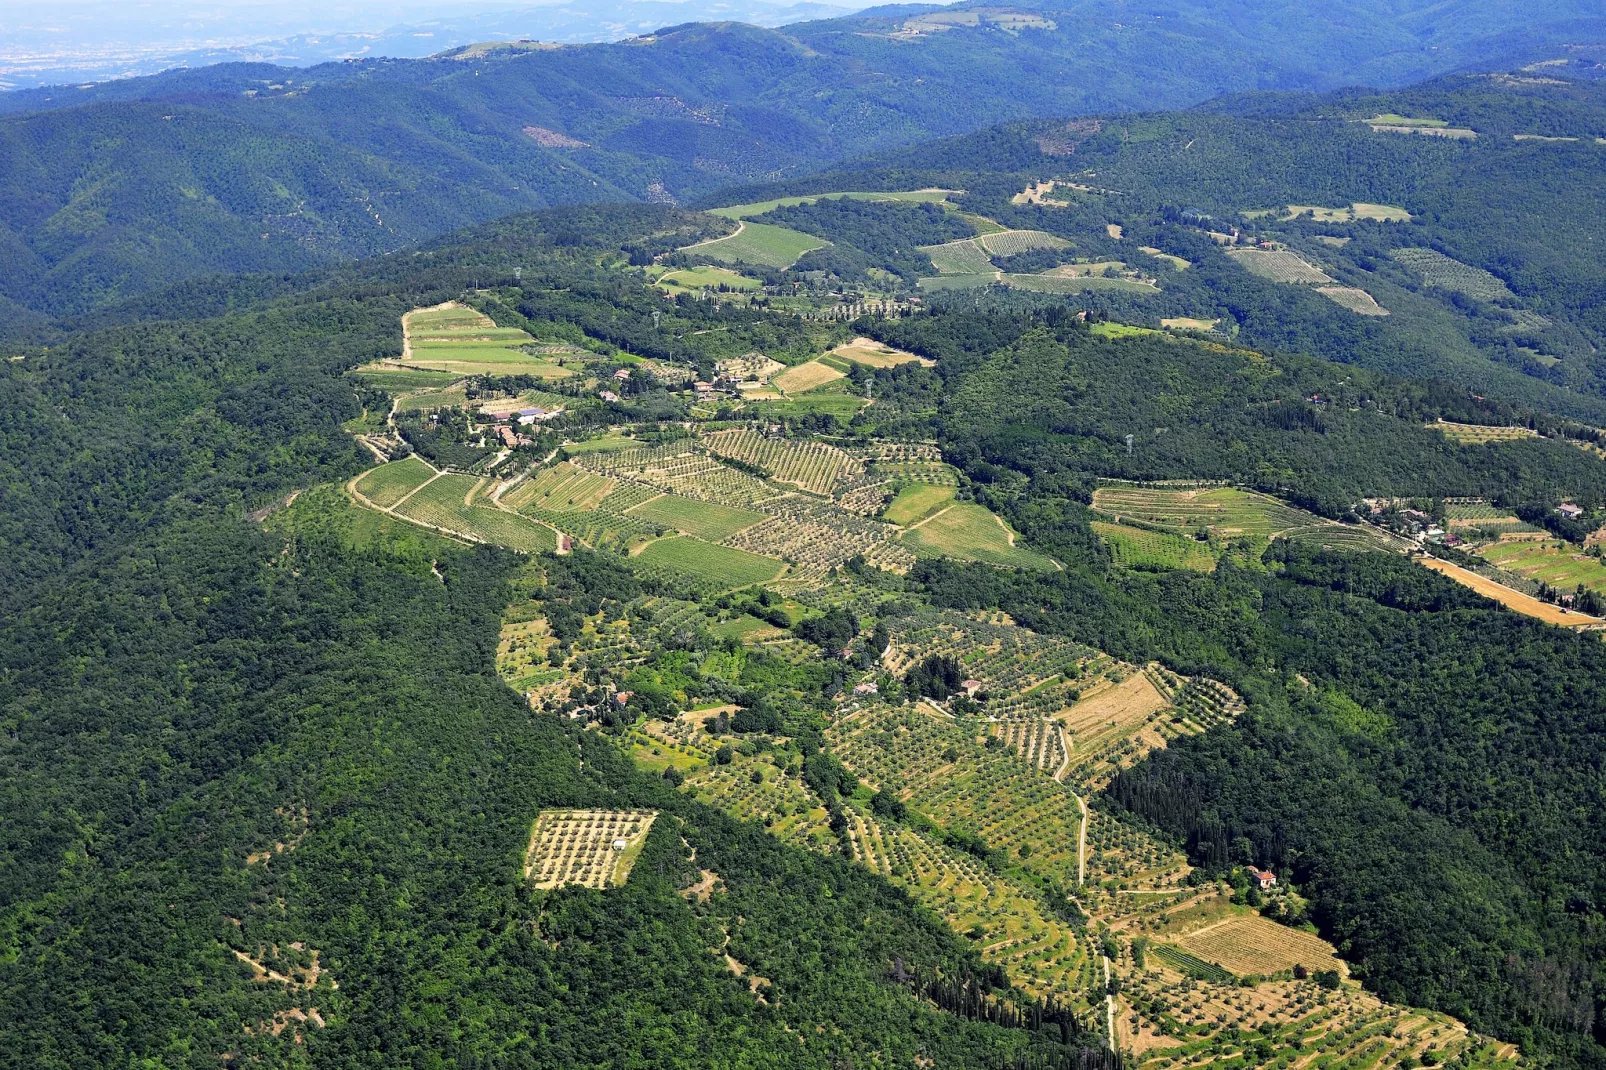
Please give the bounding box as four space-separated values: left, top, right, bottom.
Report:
1246 866 1277 891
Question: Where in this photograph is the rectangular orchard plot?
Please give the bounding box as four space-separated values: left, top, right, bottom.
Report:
354 456 436 509
525 810 657 889
1176 915 1346 978
1226 248 1334 285
631 535 786 590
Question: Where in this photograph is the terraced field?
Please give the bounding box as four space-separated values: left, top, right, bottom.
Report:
391 474 558 552
1091 484 1394 553
393 303 574 377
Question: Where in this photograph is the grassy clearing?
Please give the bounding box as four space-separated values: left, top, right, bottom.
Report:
1139 247 1190 269
829 337 927 368
771 359 846 395
1284 203 1412 223
709 614 788 642
901 502 1058 570
626 494 767 540
883 483 956 526
630 535 785 590
1091 323 1161 339
1161 317 1219 331
918 273 995 291
689 222 828 269
654 266 762 294
353 456 436 509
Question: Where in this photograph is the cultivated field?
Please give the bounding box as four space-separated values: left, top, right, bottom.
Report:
630 535 786 590
921 229 1067 275
709 189 953 220
1479 538 1606 596
1175 915 1346 978
1161 317 1219 331
391 474 558 553
687 221 828 269
1093 486 1311 539
702 429 859 494
625 493 767 540
503 462 616 512
1317 286 1389 315
524 810 657 889
1417 556 1602 627
900 502 1058 570
1429 420 1539 444
654 266 761 295
1225 248 1334 285
394 303 573 377
354 456 436 509
829 337 928 368
1284 203 1412 223
884 483 956 526
1444 502 1539 537
1391 248 1515 302
1004 274 1160 294
771 359 847 395
1138 247 1190 270
1093 521 1220 572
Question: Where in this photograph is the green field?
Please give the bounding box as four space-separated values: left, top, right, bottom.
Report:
1093 485 1318 539
394 384 469 413
630 535 785 590
709 614 788 642
688 222 829 269
354 456 436 509
748 390 868 420
399 304 577 377
626 494 768 540
883 483 956 526
355 368 461 390
654 266 762 294
1093 521 1220 572
709 189 953 220
565 431 650 454
900 502 1057 570
1479 539 1606 595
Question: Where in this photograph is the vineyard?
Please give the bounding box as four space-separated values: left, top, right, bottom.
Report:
354 457 436 508
1093 485 1336 542
390 474 558 552
701 429 860 494
1391 247 1516 302
1430 420 1539 445
1092 521 1220 572
501 462 616 512
524 810 658 889
625 493 767 540
1316 286 1389 315
770 360 846 395
630 535 786 591
884 483 956 525
1225 248 1335 285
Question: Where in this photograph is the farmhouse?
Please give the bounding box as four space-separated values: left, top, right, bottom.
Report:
612 691 634 706
497 427 518 448
600 390 621 402
613 369 632 381
1558 502 1583 519
1247 866 1278 891
961 679 983 697
854 681 879 695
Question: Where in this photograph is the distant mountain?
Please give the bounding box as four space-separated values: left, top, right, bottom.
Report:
3 0 1605 317
0 1 863 91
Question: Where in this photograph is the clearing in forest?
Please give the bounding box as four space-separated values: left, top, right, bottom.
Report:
708 189 954 220
900 502 1058 570
1316 286 1389 315
1161 317 1219 331
1093 486 1309 540
771 359 847 395
1283 203 1412 223
1092 521 1220 572
1225 248 1334 285
653 266 762 295
1428 420 1538 445
1390 248 1515 302
524 810 657 889
353 456 436 509
390 474 558 553
386 303 574 377
829 337 929 368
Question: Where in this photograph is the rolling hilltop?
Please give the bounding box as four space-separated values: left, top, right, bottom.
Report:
3 0 1606 319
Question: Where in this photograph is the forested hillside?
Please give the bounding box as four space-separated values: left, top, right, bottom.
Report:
3 1 1604 318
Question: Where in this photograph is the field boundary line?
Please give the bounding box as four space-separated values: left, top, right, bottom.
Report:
905 504 955 531
683 220 745 251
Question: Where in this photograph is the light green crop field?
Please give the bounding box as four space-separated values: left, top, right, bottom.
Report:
900 502 1057 570
355 368 460 390
565 431 650 454
654 266 762 293
400 304 577 377
921 238 998 275
1093 521 1219 572
354 457 436 509
394 385 469 413
748 390 868 420
1002 274 1160 294
709 189 954 220
630 535 785 590
503 462 615 513
1479 539 1606 595
1091 323 1162 339
688 222 828 269
883 483 956 526
626 494 767 540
